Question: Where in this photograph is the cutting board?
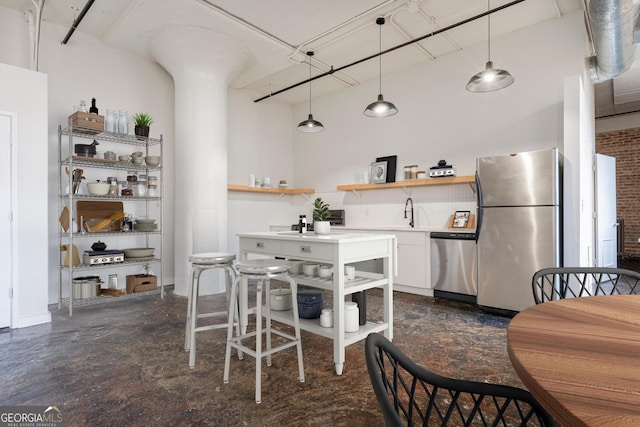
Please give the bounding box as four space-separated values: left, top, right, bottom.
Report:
58 207 70 232
76 201 124 232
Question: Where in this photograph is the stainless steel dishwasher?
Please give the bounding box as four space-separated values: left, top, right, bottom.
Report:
430 232 477 304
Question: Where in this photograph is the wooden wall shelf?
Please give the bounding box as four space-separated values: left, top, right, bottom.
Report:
337 175 475 192
228 184 315 195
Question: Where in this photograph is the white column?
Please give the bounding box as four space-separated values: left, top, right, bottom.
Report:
150 27 251 295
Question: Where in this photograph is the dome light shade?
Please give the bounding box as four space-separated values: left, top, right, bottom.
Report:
466 61 514 92
466 0 514 93
364 94 398 117
297 51 325 133
364 17 398 118
297 114 325 132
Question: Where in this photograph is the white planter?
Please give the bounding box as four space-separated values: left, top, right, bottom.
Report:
314 221 331 234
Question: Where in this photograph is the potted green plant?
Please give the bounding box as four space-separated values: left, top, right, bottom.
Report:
313 197 331 234
132 112 154 137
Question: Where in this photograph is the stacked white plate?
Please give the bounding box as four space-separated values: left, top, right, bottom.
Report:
134 219 157 231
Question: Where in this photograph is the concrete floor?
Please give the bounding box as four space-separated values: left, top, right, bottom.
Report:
0 289 518 426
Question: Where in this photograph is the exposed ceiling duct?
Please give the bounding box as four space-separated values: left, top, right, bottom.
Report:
589 0 640 83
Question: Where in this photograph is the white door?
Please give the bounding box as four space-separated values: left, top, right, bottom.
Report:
0 113 13 328
595 154 617 268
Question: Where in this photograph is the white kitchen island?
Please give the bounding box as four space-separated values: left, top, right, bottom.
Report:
237 231 395 375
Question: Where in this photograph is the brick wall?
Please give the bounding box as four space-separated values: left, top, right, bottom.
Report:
596 127 640 258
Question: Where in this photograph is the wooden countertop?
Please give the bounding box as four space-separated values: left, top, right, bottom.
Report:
507 295 640 426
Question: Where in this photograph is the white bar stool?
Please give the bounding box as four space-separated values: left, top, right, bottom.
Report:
185 252 240 369
223 259 305 404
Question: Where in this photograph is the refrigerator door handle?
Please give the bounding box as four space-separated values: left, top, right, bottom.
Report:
475 171 483 242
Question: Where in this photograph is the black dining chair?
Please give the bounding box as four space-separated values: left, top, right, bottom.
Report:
532 267 640 304
365 333 555 427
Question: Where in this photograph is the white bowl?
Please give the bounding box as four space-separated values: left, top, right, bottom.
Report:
318 265 333 279
87 182 110 195
287 260 304 274
145 156 161 167
123 247 155 258
302 262 319 276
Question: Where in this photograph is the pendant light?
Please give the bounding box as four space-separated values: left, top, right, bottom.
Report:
297 51 325 133
466 0 514 92
364 17 398 118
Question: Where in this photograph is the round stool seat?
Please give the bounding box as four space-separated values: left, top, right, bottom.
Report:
189 252 236 265
236 259 289 275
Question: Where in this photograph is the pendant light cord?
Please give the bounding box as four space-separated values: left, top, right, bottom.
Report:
308 52 313 114
487 0 491 62
378 22 382 94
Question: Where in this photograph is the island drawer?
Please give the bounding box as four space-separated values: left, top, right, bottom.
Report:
281 240 333 261
240 238 281 255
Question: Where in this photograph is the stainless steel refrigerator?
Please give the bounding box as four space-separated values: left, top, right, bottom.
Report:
476 148 562 312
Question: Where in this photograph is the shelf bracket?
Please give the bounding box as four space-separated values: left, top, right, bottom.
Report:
401 186 412 196
468 182 477 194
350 189 362 200
300 193 312 201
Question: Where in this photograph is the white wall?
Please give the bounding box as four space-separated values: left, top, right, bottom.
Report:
293 11 585 187
256 11 587 232
227 89 297 255
563 75 596 267
0 6 176 309
227 11 591 242
0 62 50 328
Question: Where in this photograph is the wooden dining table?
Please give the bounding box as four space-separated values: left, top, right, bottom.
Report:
507 295 640 427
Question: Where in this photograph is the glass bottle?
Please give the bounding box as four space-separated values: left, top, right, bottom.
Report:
107 177 118 196
106 110 116 133
137 174 147 197
90 97 99 114
117 110 128 135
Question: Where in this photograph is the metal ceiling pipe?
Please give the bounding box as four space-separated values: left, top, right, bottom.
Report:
589 0 640 83
26 0 45 71
61 0 95 44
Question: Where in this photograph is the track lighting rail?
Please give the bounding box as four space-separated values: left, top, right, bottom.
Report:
254 0 525 103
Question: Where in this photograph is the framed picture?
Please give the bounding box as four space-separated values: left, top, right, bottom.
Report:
452 210 470 228
376 155 397 183
371 161 387 183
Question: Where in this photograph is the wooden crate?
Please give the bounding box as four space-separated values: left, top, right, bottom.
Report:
68 111 105 133
126 274 157 294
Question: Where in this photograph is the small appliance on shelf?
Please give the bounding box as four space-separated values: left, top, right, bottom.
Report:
429 159 456 178
82 250 125 266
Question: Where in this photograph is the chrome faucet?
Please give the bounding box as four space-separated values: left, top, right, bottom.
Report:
404 197 414 228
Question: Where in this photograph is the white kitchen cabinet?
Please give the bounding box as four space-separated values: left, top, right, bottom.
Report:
367 230 431 296
395 232 428 291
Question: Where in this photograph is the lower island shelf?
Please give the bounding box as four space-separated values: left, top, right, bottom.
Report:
269 307 389 344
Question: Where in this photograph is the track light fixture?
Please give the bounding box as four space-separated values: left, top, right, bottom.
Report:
297 51 325 133
364 17 398 118
466 0 514 92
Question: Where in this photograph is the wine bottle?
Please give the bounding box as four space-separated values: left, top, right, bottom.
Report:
89 97 99 114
